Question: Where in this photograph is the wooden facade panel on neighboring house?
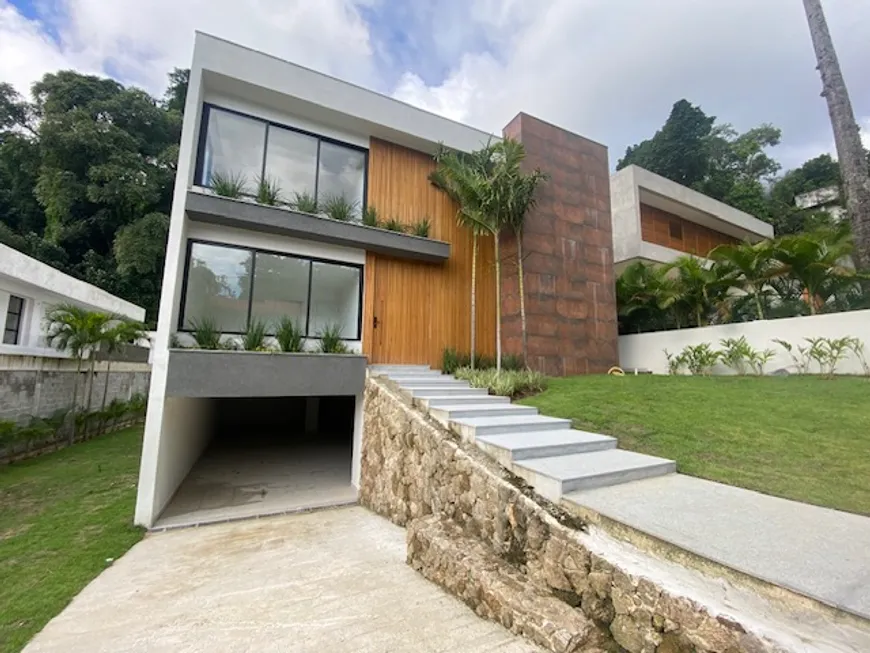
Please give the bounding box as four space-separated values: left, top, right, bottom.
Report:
363 138 497 367
640 203 737 257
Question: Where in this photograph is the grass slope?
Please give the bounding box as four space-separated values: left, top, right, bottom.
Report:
521 376 870 515
0 427 144 653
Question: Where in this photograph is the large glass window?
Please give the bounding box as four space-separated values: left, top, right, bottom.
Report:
182 243 252 332
180 241 362 339
264 126 318 201
3 295 24 345
196 105 367 215
201 109 266 192
309 262 361 339
316 142 366 216
251 253 310 332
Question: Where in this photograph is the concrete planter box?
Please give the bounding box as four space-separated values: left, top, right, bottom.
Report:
186 190 450 263
165 350 367 398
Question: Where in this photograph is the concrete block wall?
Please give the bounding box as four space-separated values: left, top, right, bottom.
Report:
0 355 150 423
500 113 618 376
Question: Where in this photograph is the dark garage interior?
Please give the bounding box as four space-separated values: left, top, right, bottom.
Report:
158 395 358 527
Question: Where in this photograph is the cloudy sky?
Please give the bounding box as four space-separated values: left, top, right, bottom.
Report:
1 0 868 172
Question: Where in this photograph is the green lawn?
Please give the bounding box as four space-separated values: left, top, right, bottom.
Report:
520 376 870 515
0 427 145 653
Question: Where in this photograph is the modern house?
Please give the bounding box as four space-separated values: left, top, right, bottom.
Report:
610 165 774 271
134 32 618 528
0 243 145 357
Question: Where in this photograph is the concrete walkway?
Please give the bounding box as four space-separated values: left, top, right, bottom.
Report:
24 507 542 653
566 474 870 621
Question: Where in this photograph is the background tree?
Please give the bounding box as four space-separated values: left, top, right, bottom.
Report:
709 240 777 320
802 0 870 270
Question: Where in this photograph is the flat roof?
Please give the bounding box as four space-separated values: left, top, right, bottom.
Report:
192 32 498 155
615 165 774 241
0 244 145 321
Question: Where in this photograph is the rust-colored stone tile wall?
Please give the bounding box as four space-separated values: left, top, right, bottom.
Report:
500 113 618 376
640 203 737 256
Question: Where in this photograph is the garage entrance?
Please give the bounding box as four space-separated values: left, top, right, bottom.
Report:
156 395 358 528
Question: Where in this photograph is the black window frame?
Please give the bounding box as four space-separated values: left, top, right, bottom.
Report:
193 103 369 214
3 295 25 345
178 239 364 341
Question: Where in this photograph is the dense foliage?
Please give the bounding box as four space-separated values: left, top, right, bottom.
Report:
0 70 188 324
618 99 869 235
616 226 868 334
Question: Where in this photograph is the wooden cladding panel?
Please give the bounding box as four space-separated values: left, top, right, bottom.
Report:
640 203 737 257
363 138 496 367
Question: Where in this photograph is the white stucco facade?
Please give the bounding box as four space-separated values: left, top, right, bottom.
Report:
611 165 774 270
135 33 495 527
0 244 145 357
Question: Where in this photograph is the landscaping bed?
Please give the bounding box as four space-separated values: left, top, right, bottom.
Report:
520 375 870 515
0 426 144 653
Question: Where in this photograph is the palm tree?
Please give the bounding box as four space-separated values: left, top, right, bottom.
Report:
99 318 148 418
709 240 778 320
615 262 678 333
44 304 110 444
802 0 870 270
665 256 734 327
430 143 497 370
771 226 860 314
495 138 549 367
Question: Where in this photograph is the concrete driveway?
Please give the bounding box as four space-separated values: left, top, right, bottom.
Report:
24 507 541 653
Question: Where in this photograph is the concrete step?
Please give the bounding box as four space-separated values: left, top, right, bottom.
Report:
369 365 431 373
429 403 538 426
410 387 490 398
513 450 676 502
399 380 474 390
450 415 571 440
380 370 445 378
475 430 617 467
392 376 466 385
419 395 510 408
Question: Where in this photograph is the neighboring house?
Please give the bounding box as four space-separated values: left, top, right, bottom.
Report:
794 185 846 222
135 33 617 528
610 165 774 271
0 243 145 357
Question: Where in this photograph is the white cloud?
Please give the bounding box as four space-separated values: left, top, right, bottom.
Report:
861 117 870 149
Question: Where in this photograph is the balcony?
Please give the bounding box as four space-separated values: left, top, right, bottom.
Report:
185 190 450 264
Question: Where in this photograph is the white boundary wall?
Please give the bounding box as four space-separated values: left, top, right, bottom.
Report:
618 310 870 376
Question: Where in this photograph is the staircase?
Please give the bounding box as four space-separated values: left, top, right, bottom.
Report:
368 365 675 503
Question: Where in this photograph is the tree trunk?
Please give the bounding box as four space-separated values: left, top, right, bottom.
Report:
69 357 82 445
516 231 529 368
753 286 765 320
494 231 502 373
803 0 870 270
470 234 478 371
100 359 113 435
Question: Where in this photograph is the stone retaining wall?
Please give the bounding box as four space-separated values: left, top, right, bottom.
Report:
360 377 790 653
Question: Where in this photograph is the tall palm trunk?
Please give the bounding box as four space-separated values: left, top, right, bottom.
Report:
516 231 529 368
470 234 478 371
803 0 870 270
494 232 502 373
69 356 82 445
752 287 765 320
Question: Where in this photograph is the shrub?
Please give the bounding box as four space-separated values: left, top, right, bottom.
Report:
410 218 431 237
675 343 720 376
362 205 379 227
291 191 318 214
0 419 19 447
241 319 269 351
747 348 776 376
847 338 870 376
383 217 405 233
442 348 524 374
500 354 525 371
454 367 547 399
719 337 753 375
442 348 464 375
806 336 854 379
317 323 349 354
275 317 305 353
255 175 282 206
189 317 222 350
321 194 358 222
664 349 686 375
772 338 812 374
210 170 247 198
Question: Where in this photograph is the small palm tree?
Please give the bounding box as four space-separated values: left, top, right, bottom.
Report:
44 304 111 444
99 318 147 418
615 262 678 333
430 143 497 370
665 256 733 327
709 240 778 320
772 226 861 314
493 138 548 367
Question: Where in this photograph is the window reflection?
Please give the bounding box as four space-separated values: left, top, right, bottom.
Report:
182 243 252 332
202 110 265 192
251 254 310 332
317 141 366 215
264 127 318 201
309 261 361 339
